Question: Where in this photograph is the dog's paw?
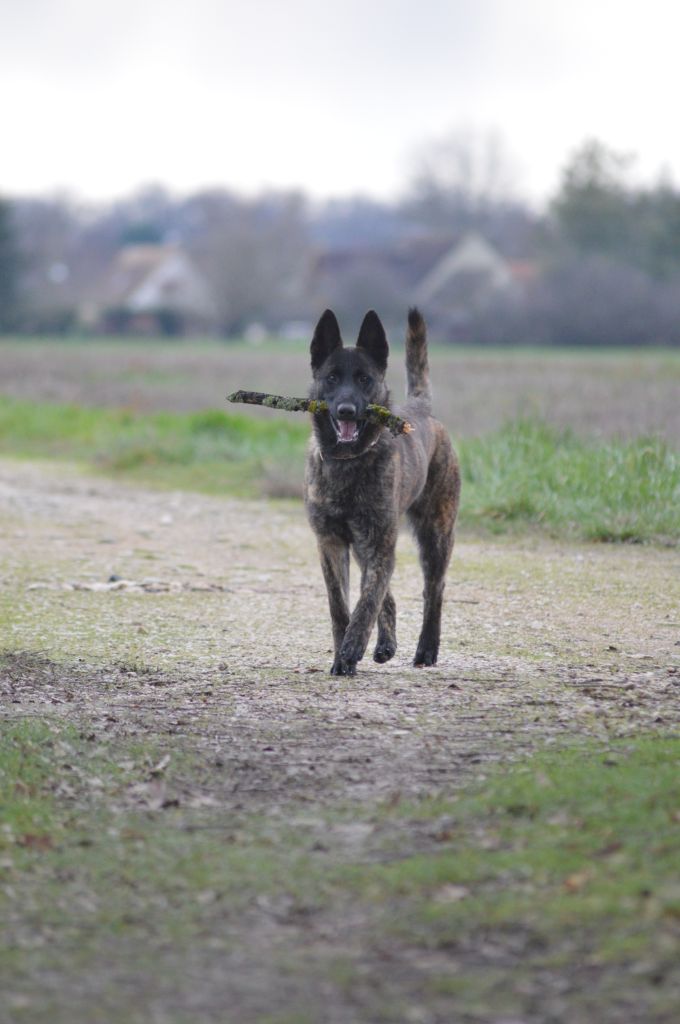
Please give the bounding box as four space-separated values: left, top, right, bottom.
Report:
332 636 365 676
413 647 438 667
330 656 357 676
373 640 396 664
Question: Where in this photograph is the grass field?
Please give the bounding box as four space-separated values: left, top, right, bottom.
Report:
1 394 678 544
2 335 680 440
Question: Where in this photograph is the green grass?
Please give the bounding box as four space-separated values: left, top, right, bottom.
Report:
357 737 680 957
0 396 308 497
0 718 317 943
0 721 62 845
2 720 679 1020
1 396 678 541
460 418 680 544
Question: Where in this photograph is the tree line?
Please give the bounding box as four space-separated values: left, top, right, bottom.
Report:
1 137 680 345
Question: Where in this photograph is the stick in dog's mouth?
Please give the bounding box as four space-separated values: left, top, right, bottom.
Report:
226 391 413 436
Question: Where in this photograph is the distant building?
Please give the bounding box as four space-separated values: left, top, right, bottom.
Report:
310 231 539 338
416 232 514 307
95 244 217 335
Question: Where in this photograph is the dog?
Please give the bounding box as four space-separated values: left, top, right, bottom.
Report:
304 307 460 676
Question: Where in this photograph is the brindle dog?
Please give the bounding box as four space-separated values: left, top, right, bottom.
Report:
304 307 460 676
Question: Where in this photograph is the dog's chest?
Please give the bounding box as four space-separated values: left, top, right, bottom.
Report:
305 450 396 532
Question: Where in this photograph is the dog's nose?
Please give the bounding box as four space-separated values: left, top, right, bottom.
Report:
336 403 357 420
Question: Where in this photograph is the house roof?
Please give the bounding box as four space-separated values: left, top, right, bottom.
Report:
312 236 453 289
312 232 530 303
416 232 513 304
105 244 216 317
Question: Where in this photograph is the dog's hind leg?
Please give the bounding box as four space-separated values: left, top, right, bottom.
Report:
317 535 350 667
373 589 397 663
408 437 460 667
410 512 454 666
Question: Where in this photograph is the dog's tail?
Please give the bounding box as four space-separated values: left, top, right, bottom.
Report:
405 307 431 410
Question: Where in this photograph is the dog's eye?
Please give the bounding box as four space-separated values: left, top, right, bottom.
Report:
326 373 339 385
358 374 371 387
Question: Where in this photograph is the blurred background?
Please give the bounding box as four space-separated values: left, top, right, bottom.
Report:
2 0 680 346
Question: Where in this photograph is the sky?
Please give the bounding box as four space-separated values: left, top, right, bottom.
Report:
2 0 679 207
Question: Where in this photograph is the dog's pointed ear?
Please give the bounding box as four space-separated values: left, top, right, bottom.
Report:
356 310 388 373
311 309 343 370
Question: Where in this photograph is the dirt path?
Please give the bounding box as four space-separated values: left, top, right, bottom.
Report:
2 458 680 1022
2 455 679 810
1 452 675 770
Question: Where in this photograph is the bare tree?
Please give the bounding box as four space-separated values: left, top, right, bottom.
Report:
187 190 313 334
406 127 520 230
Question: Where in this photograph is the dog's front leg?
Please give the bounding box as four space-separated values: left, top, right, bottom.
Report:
317 535 350 668
334 533 396 676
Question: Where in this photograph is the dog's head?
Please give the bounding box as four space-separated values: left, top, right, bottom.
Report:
309 309 390 457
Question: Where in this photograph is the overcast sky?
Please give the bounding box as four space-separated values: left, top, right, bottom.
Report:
2 0 678 206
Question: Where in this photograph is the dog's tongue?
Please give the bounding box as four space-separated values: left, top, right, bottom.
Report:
338 420 357 442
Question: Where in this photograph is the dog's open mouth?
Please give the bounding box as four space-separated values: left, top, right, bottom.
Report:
332 418 361 444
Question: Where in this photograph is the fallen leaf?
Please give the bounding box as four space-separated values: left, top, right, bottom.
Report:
564 870 592 892
17 834 53 851
595 841 623 857
433 828 455 842
435 884 469 903
149 754 171 776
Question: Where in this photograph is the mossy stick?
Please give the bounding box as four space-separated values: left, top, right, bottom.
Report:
226 390 413 436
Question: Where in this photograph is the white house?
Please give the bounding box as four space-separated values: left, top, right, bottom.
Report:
99 244 217 333
415 232 514 307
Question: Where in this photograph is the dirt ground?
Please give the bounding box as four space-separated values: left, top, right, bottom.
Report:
2 457 680 1022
